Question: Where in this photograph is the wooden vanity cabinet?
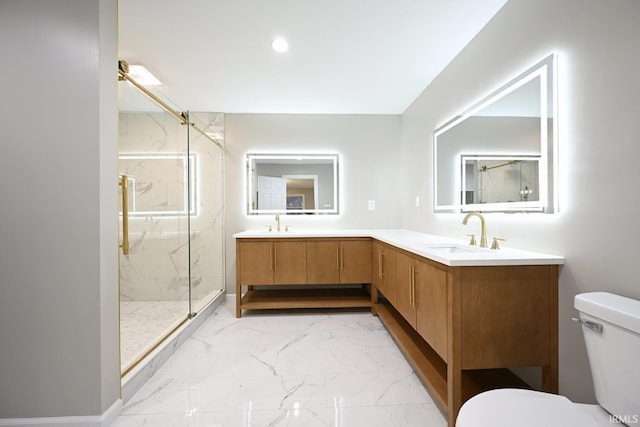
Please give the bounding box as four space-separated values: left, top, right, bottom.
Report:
238 239 307 285
372 242 558 427
237 233 559 427
307 239 372 284
236 237 373 317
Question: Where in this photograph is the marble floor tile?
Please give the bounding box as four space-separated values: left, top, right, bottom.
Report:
112 300 447 427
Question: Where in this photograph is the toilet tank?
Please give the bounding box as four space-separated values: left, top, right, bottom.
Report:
574 292 640 421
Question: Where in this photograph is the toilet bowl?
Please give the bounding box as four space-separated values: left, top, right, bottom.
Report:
456 388 615 426
456 292 640 427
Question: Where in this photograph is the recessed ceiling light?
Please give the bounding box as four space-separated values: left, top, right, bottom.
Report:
271 37 289 53
128 64 162 86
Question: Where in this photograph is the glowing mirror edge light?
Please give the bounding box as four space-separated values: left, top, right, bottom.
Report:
246 153 340 215
433 53 558 213
434 60 547 211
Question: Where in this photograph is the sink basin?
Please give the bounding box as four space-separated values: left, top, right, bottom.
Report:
426 244 479 254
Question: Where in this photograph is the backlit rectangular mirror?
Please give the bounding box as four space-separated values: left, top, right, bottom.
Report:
246 153 339 215
434 53 557 213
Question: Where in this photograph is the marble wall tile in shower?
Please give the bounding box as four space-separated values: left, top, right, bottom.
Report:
118 111 225 302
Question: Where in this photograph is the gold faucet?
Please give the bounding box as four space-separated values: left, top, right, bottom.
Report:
275 213 281 232
462 212 487 248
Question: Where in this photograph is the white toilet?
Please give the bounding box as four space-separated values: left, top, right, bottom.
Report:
456 292 640 426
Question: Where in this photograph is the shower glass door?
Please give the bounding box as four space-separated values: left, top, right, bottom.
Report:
118 80 191 373
186 112 226 314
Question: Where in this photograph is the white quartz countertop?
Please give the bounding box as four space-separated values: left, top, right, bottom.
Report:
233 229 564 267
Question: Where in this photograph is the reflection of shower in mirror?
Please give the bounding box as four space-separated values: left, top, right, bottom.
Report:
462 155 540 209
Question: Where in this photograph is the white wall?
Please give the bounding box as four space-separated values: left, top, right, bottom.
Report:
225 113 402 294
400 0 640 403
0 0 120 419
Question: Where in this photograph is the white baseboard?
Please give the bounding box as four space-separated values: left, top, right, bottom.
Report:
0 399 122 427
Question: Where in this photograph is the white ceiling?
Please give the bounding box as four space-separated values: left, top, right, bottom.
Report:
118 0 509 115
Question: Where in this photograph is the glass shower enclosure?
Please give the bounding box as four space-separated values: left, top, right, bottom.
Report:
117 67 224 375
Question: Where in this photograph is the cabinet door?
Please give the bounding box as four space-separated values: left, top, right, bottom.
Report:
395 251 417 328
339 240 372 284
372 242 397 304
372 242 385 293
273 241 307 284
307 240 340 284
239 241 274 285
415 260 448 361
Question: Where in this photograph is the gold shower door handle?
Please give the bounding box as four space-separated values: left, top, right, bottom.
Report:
119 175 130 255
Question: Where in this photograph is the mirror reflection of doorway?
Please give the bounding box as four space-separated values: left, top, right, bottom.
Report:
257 175 286 210
283 175 318 210
256 175 318 211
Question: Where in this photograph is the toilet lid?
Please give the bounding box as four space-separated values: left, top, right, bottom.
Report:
456 389 607 427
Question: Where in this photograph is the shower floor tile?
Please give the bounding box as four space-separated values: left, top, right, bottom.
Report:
113 299 447 426
120 300 189 370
